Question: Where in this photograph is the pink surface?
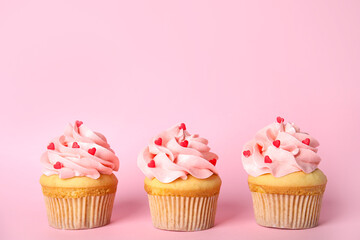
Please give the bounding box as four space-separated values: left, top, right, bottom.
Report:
0 0 359 239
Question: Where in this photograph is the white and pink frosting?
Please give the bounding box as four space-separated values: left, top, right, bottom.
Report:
137 123 219 183
242 117 321 177
41 121 119 179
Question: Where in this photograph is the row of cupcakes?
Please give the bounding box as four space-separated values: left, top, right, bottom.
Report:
39 118 327 231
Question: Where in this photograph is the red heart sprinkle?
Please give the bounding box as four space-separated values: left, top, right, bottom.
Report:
179 123 186 130
88 147 96 155
264 156 272 163
276 116 284 123
53 162 63 169
302 138 310 145
179 140 189 147
154 138 162 146
72 142 80 148
148 160 156 168
209 159 217 166
273 140 280 148
76 120 83 127
243 150 251 157
47 142 55 150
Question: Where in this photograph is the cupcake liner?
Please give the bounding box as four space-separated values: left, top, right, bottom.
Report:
43 193 115 229
147 194 219 231
251 192 324 229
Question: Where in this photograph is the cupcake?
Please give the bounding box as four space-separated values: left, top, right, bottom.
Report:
40 121 119 229
137 123 221 231
242 117 327 229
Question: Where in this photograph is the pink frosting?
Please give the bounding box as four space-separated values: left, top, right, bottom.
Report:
242 119 321 177
41 122 119 179
137 123 219 183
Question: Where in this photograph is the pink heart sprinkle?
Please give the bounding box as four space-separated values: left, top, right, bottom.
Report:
243 150 251 157
276 116 284 123
273 140 280 148
148 160 156 168
76 120 83 127
53 162 63 169
302 138 310 145
179 123 186 130
72 142 80 148
88 147 96 155
209 159 217 166
47 142 55 150
154 138 162 146
179 140 189 147
264 155 272 163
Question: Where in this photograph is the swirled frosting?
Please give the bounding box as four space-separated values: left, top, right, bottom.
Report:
242 118 321 177
137 123 219 183
41 121 119 179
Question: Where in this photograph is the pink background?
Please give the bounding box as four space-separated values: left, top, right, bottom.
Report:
1 0 360 239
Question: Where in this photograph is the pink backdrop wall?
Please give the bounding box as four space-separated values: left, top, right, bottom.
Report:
1 1 359 239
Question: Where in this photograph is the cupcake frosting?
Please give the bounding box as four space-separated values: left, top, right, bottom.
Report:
137 123 218 183
41 121 119 179
242 117 321 177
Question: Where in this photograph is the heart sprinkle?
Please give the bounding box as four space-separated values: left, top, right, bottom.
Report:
154 138 162 146
72 142 80 148
148 160 156 168
88 147 96 155
76 120 83 127
47 142 55 150
264 155 272 163
273 140 280 148
53 162 63 169
302 138 310 145
276 116 284 123
179 140 189 147
243 150 251 157
209 159 217 166
179 123 186 130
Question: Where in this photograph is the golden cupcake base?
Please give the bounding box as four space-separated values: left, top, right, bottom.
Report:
144 174 221 231
248 169 327 229
44 193 115 229
40 174 118 230
148 194 219 231
251 192 324 229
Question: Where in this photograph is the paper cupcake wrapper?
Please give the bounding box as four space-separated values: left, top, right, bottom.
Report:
251 192 324 229
43 193 115 229
147 194 219 231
